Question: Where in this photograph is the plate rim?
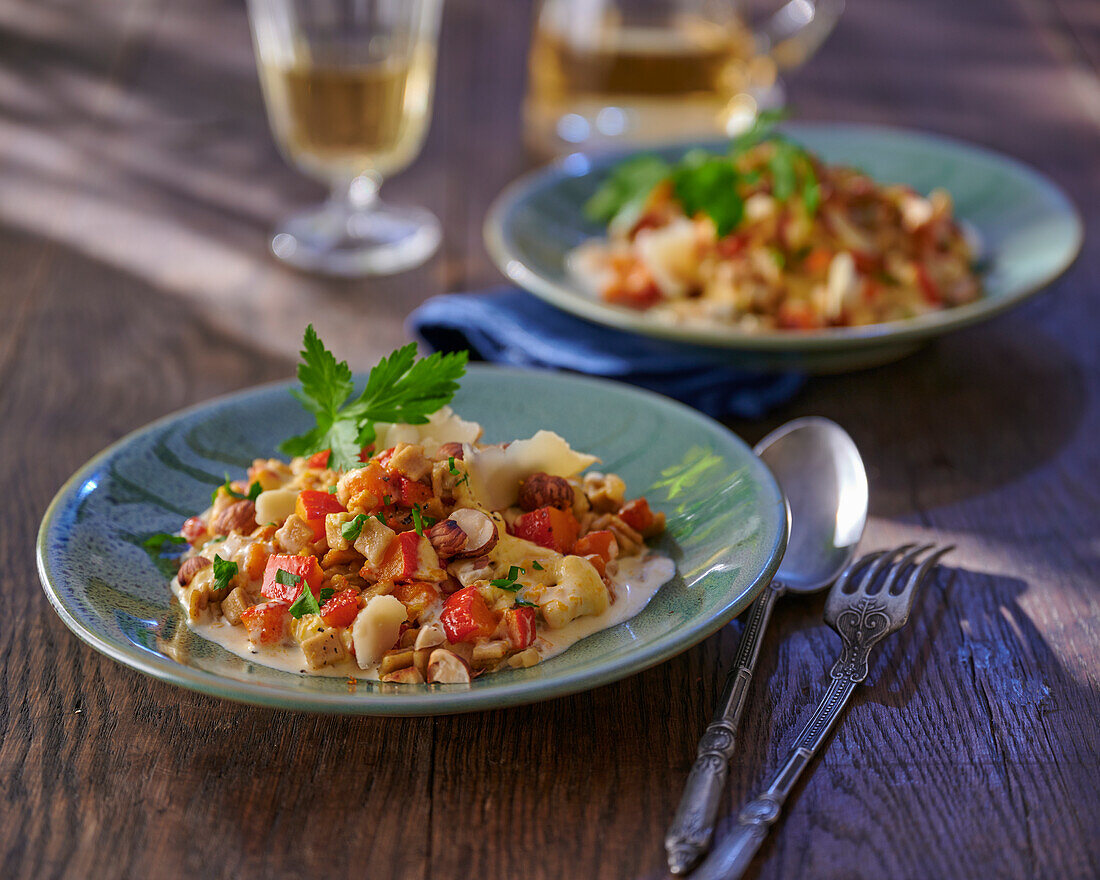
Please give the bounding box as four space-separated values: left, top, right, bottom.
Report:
37 365 788 715
484 121 1085 351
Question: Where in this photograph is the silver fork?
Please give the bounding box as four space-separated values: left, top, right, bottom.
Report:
690 543 952 880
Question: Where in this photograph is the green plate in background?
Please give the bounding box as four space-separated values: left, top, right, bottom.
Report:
38 367 786 715
485 123 1083 372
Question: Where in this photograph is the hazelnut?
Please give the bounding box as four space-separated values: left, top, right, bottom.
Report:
428 519 467 559
447 509 498 556
427 648 472 684
438 442 465 461
518 473 574 511
211 500 257 536
177 556 212 586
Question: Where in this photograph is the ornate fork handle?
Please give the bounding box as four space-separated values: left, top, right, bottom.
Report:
691 607 886 880
664 581 785 875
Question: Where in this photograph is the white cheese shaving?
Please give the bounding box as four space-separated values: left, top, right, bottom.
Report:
374 407 482 457
464 430 598 511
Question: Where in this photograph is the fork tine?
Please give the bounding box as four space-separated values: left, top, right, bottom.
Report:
894 545 954 609
882 544 936 596
834 550 885 593
856 544 915 595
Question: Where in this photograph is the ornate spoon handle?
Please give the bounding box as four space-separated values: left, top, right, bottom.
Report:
664 581 785 875
690 674 860 880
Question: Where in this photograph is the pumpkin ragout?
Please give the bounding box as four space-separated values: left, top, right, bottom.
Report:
171 409 671 684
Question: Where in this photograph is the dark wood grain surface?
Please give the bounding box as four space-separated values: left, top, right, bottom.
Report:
2 0 1098 878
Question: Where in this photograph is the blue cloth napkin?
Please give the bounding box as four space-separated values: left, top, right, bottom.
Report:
407 288 804 420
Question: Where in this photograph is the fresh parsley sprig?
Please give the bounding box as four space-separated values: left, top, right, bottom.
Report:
582 108 820 239
142 532 187 555
279 326 468 472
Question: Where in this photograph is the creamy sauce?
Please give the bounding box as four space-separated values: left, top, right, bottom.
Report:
172 553 676 681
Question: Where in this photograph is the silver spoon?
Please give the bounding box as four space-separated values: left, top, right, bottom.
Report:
665 416 869 875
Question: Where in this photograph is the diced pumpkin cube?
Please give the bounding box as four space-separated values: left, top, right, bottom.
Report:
241 601 290 645
320 588 361 628
573 529 616 563
513 506 580 554
392 581 441 622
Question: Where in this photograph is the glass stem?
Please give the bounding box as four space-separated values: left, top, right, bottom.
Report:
337 173 381 215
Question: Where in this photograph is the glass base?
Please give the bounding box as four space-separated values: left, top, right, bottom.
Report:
270 199 441 277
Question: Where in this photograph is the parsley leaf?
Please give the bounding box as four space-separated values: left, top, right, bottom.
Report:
142 532 187 554
211 475 262 505
288 579 321 619
672 156 743 237
318 587 336 605
447 456 460 475
584 154 672 228
212 555 238 592
514 596 538 609
279 327 468 472
275 568 301 588
531 560 544 571
489 565 526 591
342 514 369 542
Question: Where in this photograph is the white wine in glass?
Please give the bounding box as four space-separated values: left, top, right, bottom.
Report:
248 0 443 276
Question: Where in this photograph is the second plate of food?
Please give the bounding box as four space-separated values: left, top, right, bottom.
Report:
485 122 1082 371
38 365 786 715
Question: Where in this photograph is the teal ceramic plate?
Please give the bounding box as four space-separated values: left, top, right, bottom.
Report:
485 123 1083 372
38 367 786 715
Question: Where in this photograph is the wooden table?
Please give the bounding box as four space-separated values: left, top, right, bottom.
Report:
3 0 1098 877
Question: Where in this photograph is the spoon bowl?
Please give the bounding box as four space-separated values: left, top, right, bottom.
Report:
754 417 869 593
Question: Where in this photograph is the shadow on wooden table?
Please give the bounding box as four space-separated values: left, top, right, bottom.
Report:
679 563 1100 880
729 309 1088 520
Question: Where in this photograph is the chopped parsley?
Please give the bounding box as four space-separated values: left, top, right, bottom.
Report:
514 596 538 609
327 485 338 494
411 504 436 536
278 326 468 472
383 495 393 506
341 514 369 542
447 456 460 475
489 565 526 591
531 560 544 571
212 555 238 592
288 579 321 619
318 587 336 605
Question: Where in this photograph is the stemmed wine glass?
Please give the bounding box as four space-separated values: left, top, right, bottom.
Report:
247 0 444 276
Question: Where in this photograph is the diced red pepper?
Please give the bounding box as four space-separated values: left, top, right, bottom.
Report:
181 516 208 546
261 554 323 601
306 449 331 469
295 489 346 540
513 506 580 554
378 531 422 581
716 233 748 259
320 588 360 628
395 475 433 508
440 586 498 643
915 263 942 305
241 601 290 645
618 498 656 534
574 529 616 563
392 581 441 622
503 606 537 651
